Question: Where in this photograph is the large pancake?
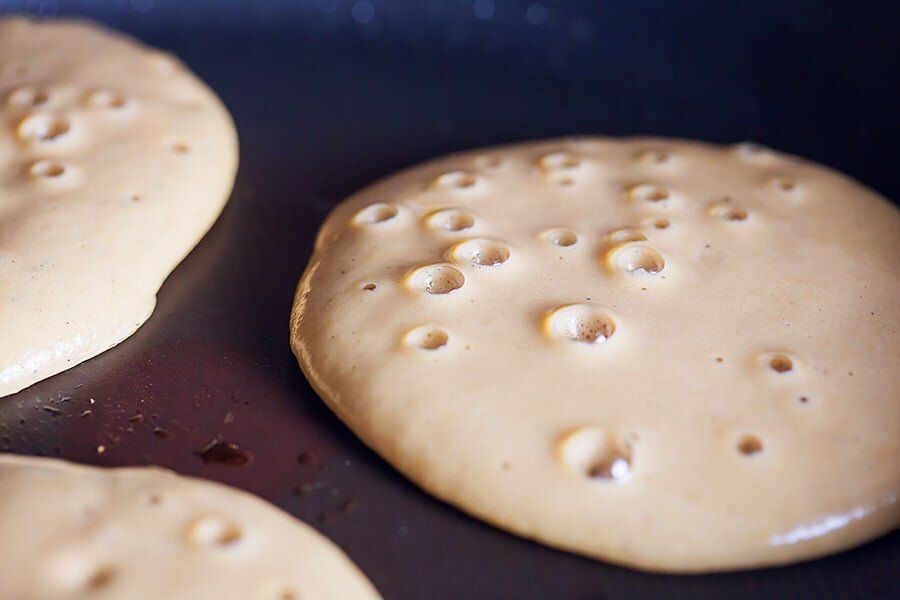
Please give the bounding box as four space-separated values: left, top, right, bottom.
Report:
290 137 900 572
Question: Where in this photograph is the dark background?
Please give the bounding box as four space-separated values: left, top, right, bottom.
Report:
1 1 898 598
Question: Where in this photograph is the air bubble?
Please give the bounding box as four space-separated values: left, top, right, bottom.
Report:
405 326 449 350
17 114 70 143
736 142 769 158
475 155 503 169
709 200 749 221
409 264 465 295
606 228 647 244
771 178 797 193
7 86 49 108
434 170 479 190
737 434 764 456
558 427 632 482
86 566 115 590
84 89 127 109
637 148 670 164
186 516 244 548
147 53 177 75
257 583 298 600
608 245 665 275
427 208 474 232
453 238 510 267
29 160 66 178
547 304 616 344
628 183 670 202
354 203 398 225
44 553 118 592
539 151 582 171
764 352 794 373
542 228 577 247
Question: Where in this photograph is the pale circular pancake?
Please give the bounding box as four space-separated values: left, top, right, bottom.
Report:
290 137 900 572
0 18 237 397
0 455 379 599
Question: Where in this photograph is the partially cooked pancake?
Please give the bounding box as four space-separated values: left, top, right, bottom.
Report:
291 137 899 572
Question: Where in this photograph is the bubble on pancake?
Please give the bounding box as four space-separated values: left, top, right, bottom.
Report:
474 154 503 170
770 177 798 193
29 159 67 178
354 203 398 226
627 183 669 203
427 208 475 232
257 582 300 600
763 352 795 374
607 244 665 276
83 89 128 109
549 175 575 187
408 264 465 295
547 304 616 344
186 515 244 549
433 170 480 190
558 427 633 482
16 113 70 142
605 228 647 244
453 238 510 267
636 148 671 165
542 228 578 247
538 151 582 172
709 198 749 221
737 434 764 456
7 86 50 108
405 326 449 350
735 142 770 159
145 52 178 76
43 553 116 593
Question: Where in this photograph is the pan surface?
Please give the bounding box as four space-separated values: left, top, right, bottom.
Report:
1 1 897 597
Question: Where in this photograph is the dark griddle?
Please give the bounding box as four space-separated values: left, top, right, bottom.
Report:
1 1 898 598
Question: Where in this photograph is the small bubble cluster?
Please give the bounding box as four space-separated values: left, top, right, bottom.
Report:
5 75 190 202
341 140 822 486
538 150 583 187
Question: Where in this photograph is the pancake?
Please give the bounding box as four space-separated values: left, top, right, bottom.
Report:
0 454 379 599
290 137 900 572
0 18 237 396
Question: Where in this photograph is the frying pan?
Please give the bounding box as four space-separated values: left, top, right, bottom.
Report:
1 1 897 597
